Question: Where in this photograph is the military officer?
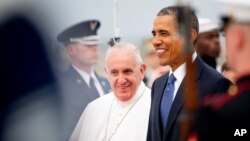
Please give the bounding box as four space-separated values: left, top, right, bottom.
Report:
57 19 111 140
190 1 250 141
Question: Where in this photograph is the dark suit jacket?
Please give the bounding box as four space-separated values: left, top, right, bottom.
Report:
58 65 111 140
147 56 231 141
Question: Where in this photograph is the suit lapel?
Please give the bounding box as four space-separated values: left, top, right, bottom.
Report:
194 56 203 81
155 73 169 139
149 73 169 140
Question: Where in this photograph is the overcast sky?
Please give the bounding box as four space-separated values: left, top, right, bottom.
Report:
0 0 226 72
0 0 222 47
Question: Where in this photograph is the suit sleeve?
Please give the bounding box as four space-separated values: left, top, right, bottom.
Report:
208 77 232 95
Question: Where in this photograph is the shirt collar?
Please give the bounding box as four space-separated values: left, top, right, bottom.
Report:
192 51 197 61
170 63 185 84
72 64 95 85
170 51 197 83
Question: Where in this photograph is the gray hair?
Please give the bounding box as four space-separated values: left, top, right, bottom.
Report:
105 42 143 68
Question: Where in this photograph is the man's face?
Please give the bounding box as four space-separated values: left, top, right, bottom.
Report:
152 15 185 71
105 48 145 102
195 30 221 58
68 43 98 66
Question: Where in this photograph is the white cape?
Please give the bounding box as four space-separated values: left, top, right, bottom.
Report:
70 82 151 141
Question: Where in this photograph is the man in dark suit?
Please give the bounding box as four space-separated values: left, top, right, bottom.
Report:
147 5 231 141
57 19 111 140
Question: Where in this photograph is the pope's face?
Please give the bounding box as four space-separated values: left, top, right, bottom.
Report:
152 15 185 71
105 48 145 102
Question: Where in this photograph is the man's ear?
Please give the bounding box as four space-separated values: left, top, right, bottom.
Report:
66 44 75 56
190 29 198 44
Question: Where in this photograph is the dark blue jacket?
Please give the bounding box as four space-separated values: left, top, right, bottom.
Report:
147 56 231 141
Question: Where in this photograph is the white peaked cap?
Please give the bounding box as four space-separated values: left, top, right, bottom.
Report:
216 0 250 22
198 18 219 34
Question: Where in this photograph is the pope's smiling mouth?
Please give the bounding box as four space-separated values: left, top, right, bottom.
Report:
117 84 131 92
118 85 130 90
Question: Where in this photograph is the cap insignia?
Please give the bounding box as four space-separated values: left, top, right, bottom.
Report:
90 21 97 31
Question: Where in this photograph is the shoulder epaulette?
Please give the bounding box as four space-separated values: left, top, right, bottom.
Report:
203 82 250 111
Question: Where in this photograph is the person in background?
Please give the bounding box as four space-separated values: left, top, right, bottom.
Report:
70 42 151 141
147 5 231 141
57 19 111 140
147 65 170 88
192 0 250 140
194 18 222 71
143 38 170 88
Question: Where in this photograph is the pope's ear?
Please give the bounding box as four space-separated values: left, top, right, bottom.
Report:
139 64 147 80
140 64 147 75
140 64 146 73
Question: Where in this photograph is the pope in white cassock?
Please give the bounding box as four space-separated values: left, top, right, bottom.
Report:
70 42 151 141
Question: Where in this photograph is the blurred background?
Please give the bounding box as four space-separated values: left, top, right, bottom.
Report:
0 0 226 75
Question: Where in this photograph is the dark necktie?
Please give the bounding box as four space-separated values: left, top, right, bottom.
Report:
89 77 100 99
160 73 176 129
